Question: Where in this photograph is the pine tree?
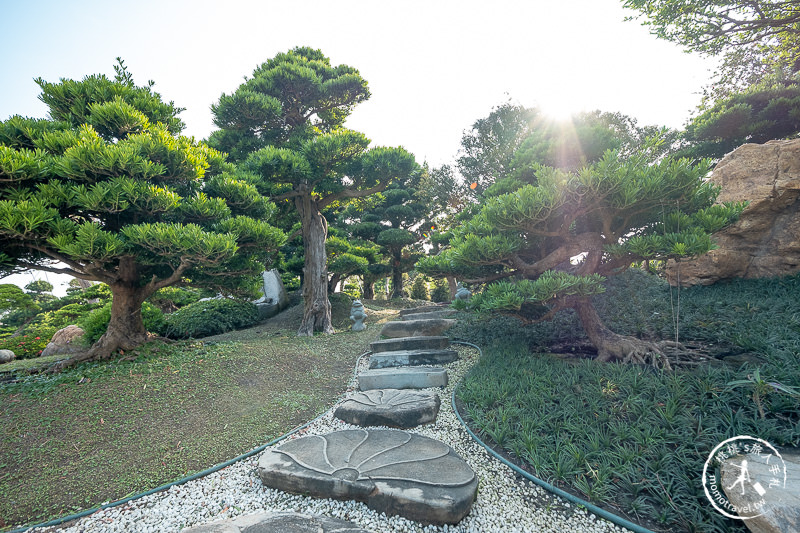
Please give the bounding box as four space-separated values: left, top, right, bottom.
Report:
0 61 285 368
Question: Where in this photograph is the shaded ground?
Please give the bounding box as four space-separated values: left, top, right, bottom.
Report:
0 297 413 531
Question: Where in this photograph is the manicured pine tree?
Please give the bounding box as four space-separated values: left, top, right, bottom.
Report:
0 61 285 368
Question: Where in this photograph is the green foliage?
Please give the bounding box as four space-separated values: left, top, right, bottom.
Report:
0 334 50 359
681 73 800 159
162 298 259 339
146 286 206 313
79 302 165 344
409 275 430 301
24 280 53 295
0 284 36 315
430 278 450 303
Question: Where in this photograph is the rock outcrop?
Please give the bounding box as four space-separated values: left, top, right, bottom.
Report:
666 139 800 286
40 325 85 357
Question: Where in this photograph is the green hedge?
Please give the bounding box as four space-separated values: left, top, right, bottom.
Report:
162 298 259 339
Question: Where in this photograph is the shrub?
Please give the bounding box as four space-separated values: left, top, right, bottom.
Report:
430 278 450 303
162 298 259 339
80 302 166 344
409 275 430 301
0 334 51 359
147 286 206 313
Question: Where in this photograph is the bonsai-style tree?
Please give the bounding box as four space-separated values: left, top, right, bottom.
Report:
417 145 744 367
0 62 285 367
211 48 418 335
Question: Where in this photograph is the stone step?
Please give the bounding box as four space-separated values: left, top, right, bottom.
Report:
369 349 459 369
334 389 441 428
182 512 371 532
398 304 449 317
258 429 477 525
401 309 457 321
358 367 448 390
370 335 449 353
380 318 456 338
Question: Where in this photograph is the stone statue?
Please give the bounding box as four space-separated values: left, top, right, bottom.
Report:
350 299 367 331
455 283 471 301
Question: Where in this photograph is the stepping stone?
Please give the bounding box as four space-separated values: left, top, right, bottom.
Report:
358 367 448 390
368 348 459 369
401 309 457 321
370 336 449 353
398 305 448 317
258 429 478 525
181 511 371 532
334 389 441 428
380 318 456 338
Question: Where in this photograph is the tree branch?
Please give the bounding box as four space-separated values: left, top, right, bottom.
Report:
318 181 390 210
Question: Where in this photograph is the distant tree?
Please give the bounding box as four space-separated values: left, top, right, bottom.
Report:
409 275 430 301
0 62 285 368
24 280 54 295
0 284 36 316
212 48 418 335
418 145 744 367
681 72 800 159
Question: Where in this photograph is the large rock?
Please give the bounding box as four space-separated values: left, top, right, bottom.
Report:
358 367 448 391
334 389 441 428
182 512 371 532
368 349 459 369
0 349 15 364
666 139 800 285
258 429 477 525
254 269 289 319
380 319 456 338
40 325 85 357
721 449 800 533
370 336 449 353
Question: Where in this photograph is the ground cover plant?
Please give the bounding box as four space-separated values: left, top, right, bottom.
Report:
0 297 406 531
452 270 800 532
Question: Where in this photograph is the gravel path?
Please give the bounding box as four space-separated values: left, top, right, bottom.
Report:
36 345 633 533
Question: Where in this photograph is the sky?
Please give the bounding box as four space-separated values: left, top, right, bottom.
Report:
1 0 717 294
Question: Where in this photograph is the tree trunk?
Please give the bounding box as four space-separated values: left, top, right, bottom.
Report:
362 281 374 300
447 276 458 300
50 259 153 371
573 298 670 369
296 194 334 336
328 273 342 294
390 249 404 299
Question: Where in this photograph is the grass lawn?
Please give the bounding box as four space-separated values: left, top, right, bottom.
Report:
0 297 404 531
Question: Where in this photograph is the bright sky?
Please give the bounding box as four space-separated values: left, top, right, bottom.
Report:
1 0 717 294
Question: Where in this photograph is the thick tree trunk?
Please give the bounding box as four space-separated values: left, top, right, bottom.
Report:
447 276 458 300
573 298 670 369
50 259 153 371
362 281 374 300
296 194 334 336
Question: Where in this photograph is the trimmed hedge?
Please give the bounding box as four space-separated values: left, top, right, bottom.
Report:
162 298 259 339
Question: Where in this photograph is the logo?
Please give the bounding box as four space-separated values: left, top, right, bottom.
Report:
702 435 787 520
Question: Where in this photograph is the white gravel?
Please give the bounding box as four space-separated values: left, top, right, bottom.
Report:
34 344 633 533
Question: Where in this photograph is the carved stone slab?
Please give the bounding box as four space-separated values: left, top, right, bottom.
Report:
398 305 448 317
258 429 477 525
181 511 371 532
380 319 456 338
358 367 448 391
368 349 459 369
370 336 449 353
334 389 441 428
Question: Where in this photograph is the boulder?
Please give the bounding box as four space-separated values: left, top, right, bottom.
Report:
181 512 371 532
40 325 85 357
254 269 289 319
666 139 800 286
258 429 477 525
0 349 15 364
380 319 456 338
370 336 449 353
721 449 800 533
334 389 441 428
358 367 448 391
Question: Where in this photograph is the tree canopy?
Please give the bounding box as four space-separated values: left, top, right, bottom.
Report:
0 61 285 367
417 145 743 367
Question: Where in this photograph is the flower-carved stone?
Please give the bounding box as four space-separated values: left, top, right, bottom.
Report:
258 429 477 525
334 389 441 428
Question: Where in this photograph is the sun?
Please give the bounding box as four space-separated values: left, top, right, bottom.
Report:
538 95 584 122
